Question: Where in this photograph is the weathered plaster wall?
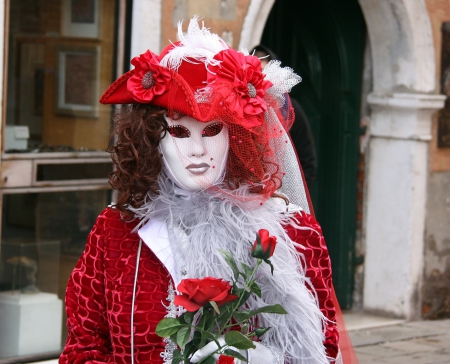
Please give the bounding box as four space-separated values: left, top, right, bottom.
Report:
423 0 450 319
423 171 450 318
161 0 252 50
425 0 450 172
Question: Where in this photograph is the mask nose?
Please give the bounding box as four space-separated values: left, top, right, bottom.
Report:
188 138 206 157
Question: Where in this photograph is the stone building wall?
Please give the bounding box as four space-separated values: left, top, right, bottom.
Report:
161 0 252 49
423 0 450 319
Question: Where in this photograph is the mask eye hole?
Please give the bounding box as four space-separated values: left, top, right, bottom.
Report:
202 122 224 137
168 125 190 138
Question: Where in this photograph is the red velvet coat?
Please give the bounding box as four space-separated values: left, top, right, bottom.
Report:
59 207 338 363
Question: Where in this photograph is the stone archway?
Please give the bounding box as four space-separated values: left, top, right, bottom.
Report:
240 0 445 319
239 0 275 50
359 0 445 320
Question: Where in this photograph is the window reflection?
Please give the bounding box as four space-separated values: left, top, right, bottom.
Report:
5 0 116 153
0 190 111 358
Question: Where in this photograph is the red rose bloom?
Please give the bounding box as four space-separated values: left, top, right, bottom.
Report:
127 50 171 102
174 277 238 312
217 355 235 364
251 229 277 260
208 49 272 125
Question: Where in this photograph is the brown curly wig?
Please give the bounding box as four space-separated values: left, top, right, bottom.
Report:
108 104 167 215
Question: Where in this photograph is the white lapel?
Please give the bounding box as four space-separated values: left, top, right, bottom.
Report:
138 219 177 284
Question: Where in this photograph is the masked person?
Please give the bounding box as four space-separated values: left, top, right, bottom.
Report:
59 18 349 364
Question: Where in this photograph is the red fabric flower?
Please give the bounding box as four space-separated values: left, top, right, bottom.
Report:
251 229 277 260
174 277 238 312
217 355 235 364
208 49 272 123
127 50 172 103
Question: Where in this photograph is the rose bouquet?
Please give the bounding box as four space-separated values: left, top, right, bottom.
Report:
155 229 287 363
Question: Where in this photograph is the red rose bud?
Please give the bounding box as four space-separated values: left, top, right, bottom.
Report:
174 277 238 312
251 229 277 260
217 355 235 364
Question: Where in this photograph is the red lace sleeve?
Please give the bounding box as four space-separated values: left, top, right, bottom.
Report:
285 211 339 360
59 209 115 363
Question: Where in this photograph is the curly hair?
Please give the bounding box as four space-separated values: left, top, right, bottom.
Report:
109 104 286 215
108 104 167 215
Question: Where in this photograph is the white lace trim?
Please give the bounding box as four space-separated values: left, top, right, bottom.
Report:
160 282 183 363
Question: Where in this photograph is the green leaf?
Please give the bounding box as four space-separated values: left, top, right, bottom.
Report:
250 304 288 316
184 332 201 359
232 286 243 296
202 357 216 364
219 249 240 281
204 315 217 331
240 289 252 306
155 317 182 337
172 349 183 364
217 302 233 318
176 326 191 348
250 282 262 298
252 327 271 338
223 348 248 362
224 330 256 350
233 310 252 322
210 300 221 314
264 258 275 275
179 311 194 325
202 330 216 341
240 262 254 278
170 332 178 344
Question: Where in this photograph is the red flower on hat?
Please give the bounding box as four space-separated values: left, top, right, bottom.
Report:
208 49 272 125
127 50 172 103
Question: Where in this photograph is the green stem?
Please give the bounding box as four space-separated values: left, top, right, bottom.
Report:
190 259 263 363
217 259 262 336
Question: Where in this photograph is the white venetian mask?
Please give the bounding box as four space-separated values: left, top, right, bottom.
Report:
159 114 229 191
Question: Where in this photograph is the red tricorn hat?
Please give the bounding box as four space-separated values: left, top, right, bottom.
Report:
99 18 274 129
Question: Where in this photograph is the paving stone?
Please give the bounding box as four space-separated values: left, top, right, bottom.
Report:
349 325 434 347
382 339 441 353
374 351 450 364
352 351 380 364
355 343 401 357
349 319 450 363
405 319 450 330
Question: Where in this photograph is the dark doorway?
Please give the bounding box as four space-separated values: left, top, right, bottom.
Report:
262 0 366 308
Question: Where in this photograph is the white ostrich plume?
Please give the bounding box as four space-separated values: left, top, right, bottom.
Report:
160 16 229 71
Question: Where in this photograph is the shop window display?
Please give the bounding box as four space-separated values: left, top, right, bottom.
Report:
0 190 111 359
5 0 116 153
0 0 119 360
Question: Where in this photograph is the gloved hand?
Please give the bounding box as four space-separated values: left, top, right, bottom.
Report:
190 336 278 363
190 336 224 362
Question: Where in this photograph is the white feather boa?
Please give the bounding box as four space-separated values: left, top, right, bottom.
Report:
128 175 330 363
